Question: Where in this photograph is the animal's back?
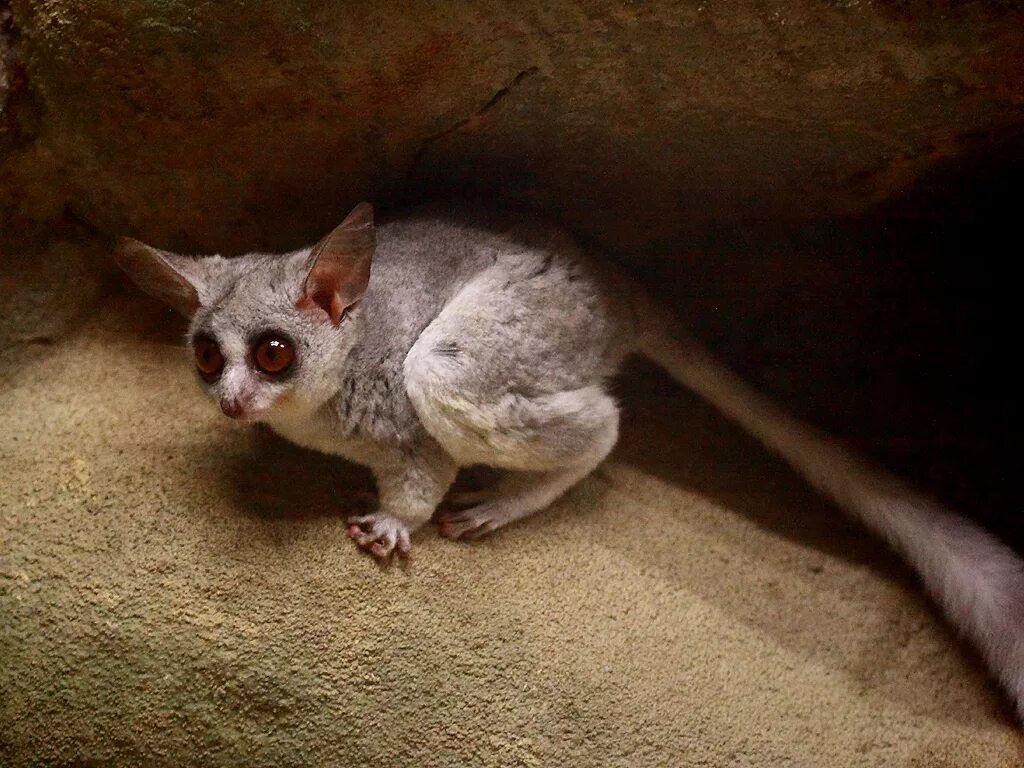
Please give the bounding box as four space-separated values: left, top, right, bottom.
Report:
361 206 632 390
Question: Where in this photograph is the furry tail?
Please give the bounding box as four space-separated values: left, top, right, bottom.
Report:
638 323 1024 720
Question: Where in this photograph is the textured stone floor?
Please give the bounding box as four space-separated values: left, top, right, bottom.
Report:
1 252 1021 767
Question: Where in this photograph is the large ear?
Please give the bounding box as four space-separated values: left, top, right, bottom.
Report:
114 238 206 318
300 202 375 326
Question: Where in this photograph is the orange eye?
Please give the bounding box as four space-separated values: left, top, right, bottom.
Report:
254 334 295 375
193 337 223 378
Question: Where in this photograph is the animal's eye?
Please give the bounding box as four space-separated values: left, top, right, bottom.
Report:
193 337 224 379
253 334 295 375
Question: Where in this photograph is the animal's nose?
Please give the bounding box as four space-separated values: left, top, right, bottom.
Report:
220 397 247 419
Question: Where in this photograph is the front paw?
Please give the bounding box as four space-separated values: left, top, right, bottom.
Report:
347 512 412 560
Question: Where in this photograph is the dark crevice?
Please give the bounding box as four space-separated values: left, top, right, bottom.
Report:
61 202 108 242
402 66 539 196
1 0 41 150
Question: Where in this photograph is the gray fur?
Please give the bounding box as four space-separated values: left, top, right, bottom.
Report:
116 202 1024 722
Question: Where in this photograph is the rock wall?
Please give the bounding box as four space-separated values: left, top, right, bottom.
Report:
2 0 1022 256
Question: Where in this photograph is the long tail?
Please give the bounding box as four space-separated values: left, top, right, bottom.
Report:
637 322 1024 720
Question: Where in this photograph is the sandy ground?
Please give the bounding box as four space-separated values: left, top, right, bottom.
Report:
1 247 1022 767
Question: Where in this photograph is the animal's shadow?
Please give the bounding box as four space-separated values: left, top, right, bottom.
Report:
215 424 498 525
221 425 375 523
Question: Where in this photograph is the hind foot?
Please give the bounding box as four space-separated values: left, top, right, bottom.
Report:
436 503 522 540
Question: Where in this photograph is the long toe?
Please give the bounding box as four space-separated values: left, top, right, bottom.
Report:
437 509 495 540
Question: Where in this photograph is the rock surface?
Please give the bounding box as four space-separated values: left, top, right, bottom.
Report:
1 1 1022 256
1 285 1022 767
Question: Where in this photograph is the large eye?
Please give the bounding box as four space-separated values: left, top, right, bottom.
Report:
253 334 295 375
193 337 224 379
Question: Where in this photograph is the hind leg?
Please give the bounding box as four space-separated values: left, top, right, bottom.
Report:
405 358 619 538
436 452 611 539
403 261 624 539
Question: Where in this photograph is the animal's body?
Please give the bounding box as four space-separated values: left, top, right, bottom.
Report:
116 202 1024 721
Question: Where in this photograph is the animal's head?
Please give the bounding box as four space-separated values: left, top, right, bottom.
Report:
115 203 375 423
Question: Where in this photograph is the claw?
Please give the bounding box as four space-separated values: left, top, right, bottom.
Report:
345 512 412 561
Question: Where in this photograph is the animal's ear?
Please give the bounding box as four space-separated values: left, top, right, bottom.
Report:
114 238 210 318
299 202 375 326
